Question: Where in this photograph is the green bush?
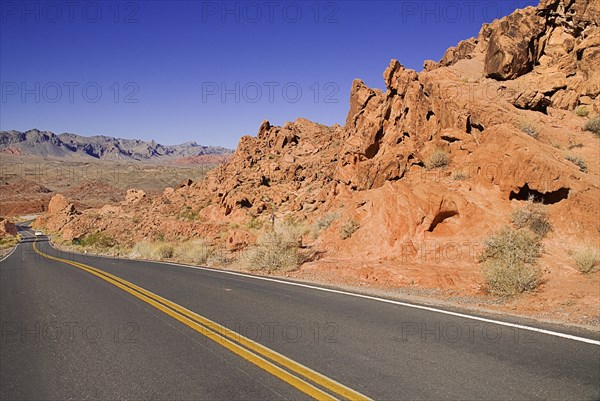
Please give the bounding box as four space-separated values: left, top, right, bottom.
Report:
571 247 600 273
426 149 450 169
511 199 552 238
339 219 360 240
583 116 600 136
565 154 588 173
479 227 543 295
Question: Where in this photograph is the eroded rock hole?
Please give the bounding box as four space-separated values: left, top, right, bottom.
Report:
237 198 253 208
509 183 569 204
365 129 384 159
259 176 270 187
428 211 459 232
441 135 460 143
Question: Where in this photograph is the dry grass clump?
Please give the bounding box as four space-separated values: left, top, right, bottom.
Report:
78 232 116 249
565 154 588 173
173 240 213 265
452 170 469 180
511 199 552 238
575 106 589 117
479 227 543 295
518 121 539 138
339 219 360 239
583 116 600 136
426 149 450 169
311 212 339 238
131 239 217 264
243 220 307 272
571 247 600 273
132 240 174 260
0 235 20 249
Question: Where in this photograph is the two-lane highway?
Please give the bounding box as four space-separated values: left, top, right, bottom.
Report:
2 226 599 400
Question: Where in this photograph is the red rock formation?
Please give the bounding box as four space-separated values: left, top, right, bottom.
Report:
36 0 599 317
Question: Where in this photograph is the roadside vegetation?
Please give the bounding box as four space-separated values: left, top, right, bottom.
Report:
78 232 116 248
0 235 20 250
479 227 543 295
243 219 309 272
0 235 20 258
571 247 600 274
479 200 551 295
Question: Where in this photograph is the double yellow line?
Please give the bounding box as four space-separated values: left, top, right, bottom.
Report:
32 240 372 401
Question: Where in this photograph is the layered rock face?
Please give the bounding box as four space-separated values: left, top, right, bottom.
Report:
39 0 598 294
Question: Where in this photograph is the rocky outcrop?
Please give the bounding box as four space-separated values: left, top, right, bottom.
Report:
35 194 79 238
483 7 546 80
123 189 146 205
433 0 599 112
0 218 17 237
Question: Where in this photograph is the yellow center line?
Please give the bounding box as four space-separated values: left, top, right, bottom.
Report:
33 240 373 401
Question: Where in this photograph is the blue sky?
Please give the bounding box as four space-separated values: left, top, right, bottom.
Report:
1 0 537 148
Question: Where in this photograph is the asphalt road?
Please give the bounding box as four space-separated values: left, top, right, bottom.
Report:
1 225 599 400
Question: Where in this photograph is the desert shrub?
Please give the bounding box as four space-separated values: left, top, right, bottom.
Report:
511 199 552 238
0 236 19 249
246 216 264 230
479 227 543 295
311 212 339 238
565 154 588 173
571 247 600 273
452 170 469 180
583 116 600 136
178 207 198 221
243 221 306 272
339 219 360 240
207 248 233 267
575 106 589 117
173 240 212 265
132 240 174 260
518 121 539 138
79 232 116 248
426 149 450 169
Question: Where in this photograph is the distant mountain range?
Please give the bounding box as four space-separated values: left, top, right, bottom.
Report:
0 129 233 161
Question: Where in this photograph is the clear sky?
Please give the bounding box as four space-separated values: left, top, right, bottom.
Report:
1 0 537 149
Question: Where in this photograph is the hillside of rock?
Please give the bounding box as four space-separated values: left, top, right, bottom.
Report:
35 0 600 323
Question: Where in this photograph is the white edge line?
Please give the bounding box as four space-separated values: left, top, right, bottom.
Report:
0 242 19 262
42 238 600 346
